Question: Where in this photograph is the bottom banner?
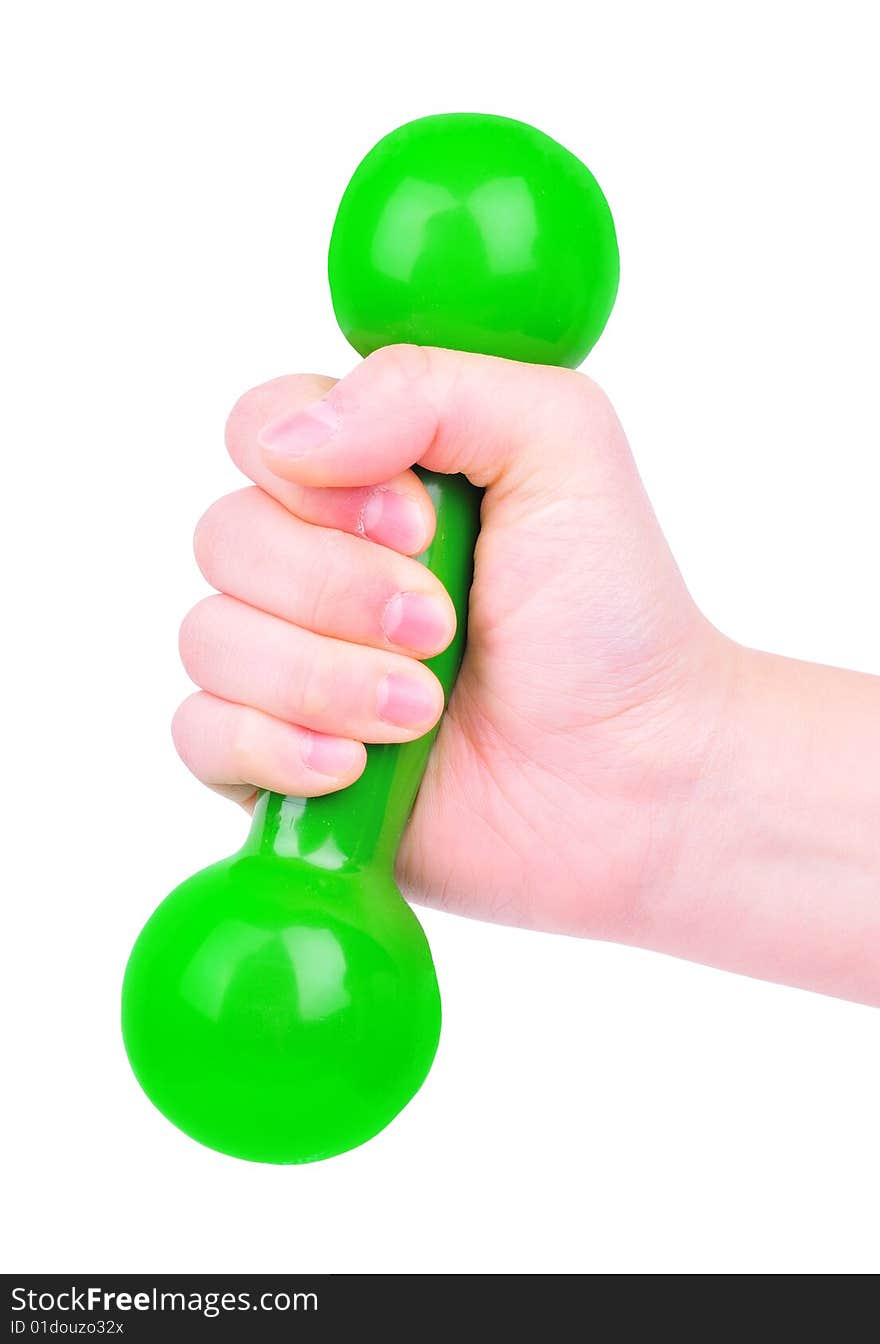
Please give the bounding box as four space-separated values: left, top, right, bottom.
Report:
2 1275 564 1339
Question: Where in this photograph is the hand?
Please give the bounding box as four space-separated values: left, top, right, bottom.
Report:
174 346 725 934
174 346 880 1004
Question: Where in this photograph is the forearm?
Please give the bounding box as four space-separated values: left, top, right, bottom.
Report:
640 646 880 1005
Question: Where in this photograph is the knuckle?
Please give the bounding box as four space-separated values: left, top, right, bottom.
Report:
229 710 268 784
528 367 622 463
363 342 431 388
178 595 220 672
302 556 335 631
563 367 616 423
289 651 332 725
192 489 253 581
192 501 224 579
169 694 199 764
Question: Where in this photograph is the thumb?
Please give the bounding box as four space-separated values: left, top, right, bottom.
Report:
257 344 623 494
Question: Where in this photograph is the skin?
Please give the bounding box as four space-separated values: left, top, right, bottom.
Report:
174 346 880 1007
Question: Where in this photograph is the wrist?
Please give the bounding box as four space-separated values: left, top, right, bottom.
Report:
638 640 880 1004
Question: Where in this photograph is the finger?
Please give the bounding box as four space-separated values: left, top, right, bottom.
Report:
225 374 435 555
172 691 366 802
179 594 444 743
256 344 621 491
194 487 455 657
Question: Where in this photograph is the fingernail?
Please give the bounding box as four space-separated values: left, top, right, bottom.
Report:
361 489 427 553
377 674 440 729
302 732 361 778
382 591 451 654
259 400 340 459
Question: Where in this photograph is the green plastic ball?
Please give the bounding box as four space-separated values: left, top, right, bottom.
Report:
329 112 619 368
122 851 441 1163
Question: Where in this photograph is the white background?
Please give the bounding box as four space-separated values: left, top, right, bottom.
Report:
2 0 879 1274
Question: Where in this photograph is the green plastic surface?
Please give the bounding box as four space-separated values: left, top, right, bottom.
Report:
123 474 480 1162
122 112 619 1163
329 112 618 367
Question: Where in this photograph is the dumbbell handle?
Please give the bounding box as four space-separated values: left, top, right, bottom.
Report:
241 470 482 872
